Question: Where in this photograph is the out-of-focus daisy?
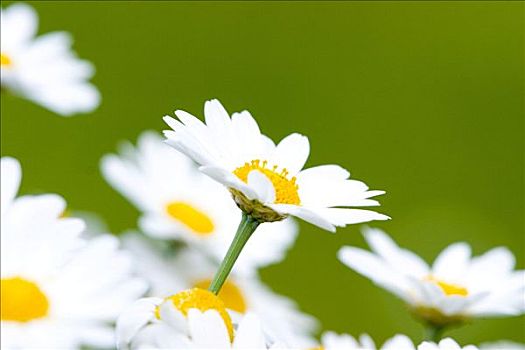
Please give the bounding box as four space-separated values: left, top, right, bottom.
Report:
117 288 283 349
1 157 146 349
479 341 525 350
419 338 478 350
338 227 525 329
163 99 388 231
122 234 318 347
1 3 100 116
101 131 298 275
314 333 414 350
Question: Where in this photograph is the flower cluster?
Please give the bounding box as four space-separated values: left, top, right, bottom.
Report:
1 3 523 350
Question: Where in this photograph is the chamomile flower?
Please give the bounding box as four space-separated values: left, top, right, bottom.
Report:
122 234 318 347
315 333 414 350
1 157 146 349
419 338 478 350
1 3 100 116
101 131 298 275
338 227 525 327
117 288 282 349
163 99 388 231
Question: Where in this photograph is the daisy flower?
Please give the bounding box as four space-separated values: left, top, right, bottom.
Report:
315 332 414 350
338 227 525 332
122 234 318 347
315 333 477 350
163 99 388 230
163 99 388 294
1 157 147 349
116 288 283 349
1 3 100 116
101 131 298 275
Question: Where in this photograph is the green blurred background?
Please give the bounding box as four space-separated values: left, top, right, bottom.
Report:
2 0 523 345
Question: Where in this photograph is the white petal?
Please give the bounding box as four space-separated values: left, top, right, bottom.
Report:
271 204 335 232
382 335 416 350
363 227 429 278
116 297 162 349
316 208 390 226
338 246 412 301
433 243 471 280
247 170 276 203
271 133 310 175
187 309 231 348
233 313 267 348
1 157 21 216
199 165 259 199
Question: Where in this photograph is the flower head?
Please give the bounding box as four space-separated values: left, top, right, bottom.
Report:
1 3 100 116
1 157 147 349
101 131 298 275
117 288 280 349
316 333 414 350
163 99 389 231
122 234 318 347
338 227 525 327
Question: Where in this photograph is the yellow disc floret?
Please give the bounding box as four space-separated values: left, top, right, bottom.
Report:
165 288 234 341
193 279 247 314
426 276 468 297
1 53 12 67
233 159 300 205
1 277 50 322
165 202 214 235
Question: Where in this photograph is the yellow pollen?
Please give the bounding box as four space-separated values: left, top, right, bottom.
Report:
193 279 247 314
426 276 468 297
1 277 50 322
1 53 12 67
233 159 300 205
165 202 214 235
163 288 234 341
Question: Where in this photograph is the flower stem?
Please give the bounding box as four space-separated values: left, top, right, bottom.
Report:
424 324 444 342
208 212 260 294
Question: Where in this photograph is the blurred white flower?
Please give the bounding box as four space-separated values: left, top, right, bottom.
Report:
419 338 478 350
338 227 525 327
101 131 298 275
0 157 147 349
163 99 388 230
316 332 414 350
0 3 100 116
117 288 282 349
122 234 318 347
479 341 525 350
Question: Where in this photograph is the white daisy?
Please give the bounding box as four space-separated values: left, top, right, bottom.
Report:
122 234 318 347
419 338 478 350
1 157 147 349
163 99 389 231
338 227 525 327
315 332 414 350
1 3 100 116
479 341 525 350
101 131 298 275
117 288 283 349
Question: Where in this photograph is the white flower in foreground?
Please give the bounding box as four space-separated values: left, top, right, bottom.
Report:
163 99 388 231
101 131 298 275
1 157 146 349
338 227 525 327
316 332 414 350
419 338 478 350
1 3 100 116
117 288 282 349
122 234 318 347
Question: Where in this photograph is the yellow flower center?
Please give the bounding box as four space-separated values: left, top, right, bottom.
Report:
233 159 300 205
1 277 50 322
1 53 12 67
426 276 468 297
165 202 214 235
163 288 234 341
193 279 247 314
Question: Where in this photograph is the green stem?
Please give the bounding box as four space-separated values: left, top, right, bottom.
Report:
208 212 260 294
424 324 444 342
